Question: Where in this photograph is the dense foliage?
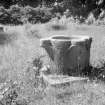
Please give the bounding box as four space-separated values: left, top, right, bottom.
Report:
0 5 55 25
0 0 105 24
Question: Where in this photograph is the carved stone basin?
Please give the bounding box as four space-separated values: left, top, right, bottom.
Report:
40 35 92 75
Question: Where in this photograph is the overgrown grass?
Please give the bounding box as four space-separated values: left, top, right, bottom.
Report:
0 23 105 105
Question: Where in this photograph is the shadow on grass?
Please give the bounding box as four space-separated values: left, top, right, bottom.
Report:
46 23 67 31
51 24 67 30
0 32 17 45
56 92 73 99
82 62 105 81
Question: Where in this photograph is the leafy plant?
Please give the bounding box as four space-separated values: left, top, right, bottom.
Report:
85 13 96 25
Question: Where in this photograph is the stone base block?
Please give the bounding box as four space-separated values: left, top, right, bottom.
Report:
42 74 88 88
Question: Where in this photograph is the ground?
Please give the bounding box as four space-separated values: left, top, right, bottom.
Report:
0 23 105 105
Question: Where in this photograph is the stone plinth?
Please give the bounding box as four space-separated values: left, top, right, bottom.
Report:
42 74 88 87
40 35 92 76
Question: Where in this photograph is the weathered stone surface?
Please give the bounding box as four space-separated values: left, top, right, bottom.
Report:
42 74 88 85
40 35 92 75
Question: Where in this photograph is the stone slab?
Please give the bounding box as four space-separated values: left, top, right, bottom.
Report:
42 74 88 87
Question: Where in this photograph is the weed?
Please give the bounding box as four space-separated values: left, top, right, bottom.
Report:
83 60 105 82
32 56 43 77
85 13 96 25
0 80 18 105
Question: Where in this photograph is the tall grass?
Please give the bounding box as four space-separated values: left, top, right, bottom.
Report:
0 24 42 82
0 23 105 105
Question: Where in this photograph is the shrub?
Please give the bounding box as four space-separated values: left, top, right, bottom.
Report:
24 6 37 24
0 6 11 24
30 7 53 23
32 56 43 77
52 2 65 15
0 5 24 25
84 60 105 82
9 5 24 25
39 7 53 23
0 5 54 25
85 13 96 25
24 6 53 24
98 9 105 20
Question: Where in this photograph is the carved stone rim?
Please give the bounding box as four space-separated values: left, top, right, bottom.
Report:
42 74 88 86
51 35 92 42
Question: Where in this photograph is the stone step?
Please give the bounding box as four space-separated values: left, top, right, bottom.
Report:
42 74 88 87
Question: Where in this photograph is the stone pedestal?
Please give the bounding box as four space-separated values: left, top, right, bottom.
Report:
40 35 92 76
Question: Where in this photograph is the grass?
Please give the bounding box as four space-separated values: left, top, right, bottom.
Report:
42 81 105 105
0 22 105 105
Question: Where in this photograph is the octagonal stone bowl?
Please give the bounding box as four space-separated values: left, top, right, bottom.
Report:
40 35 92 76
